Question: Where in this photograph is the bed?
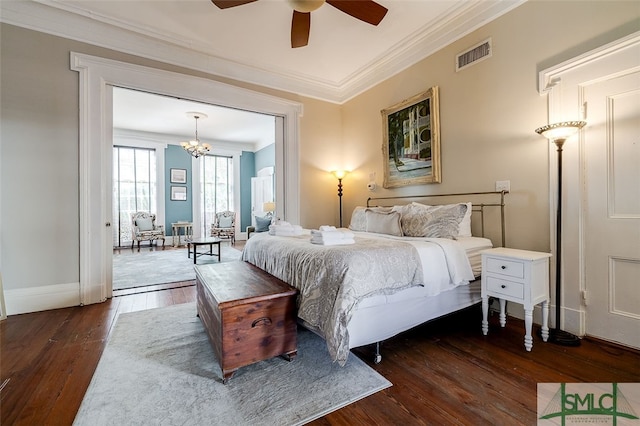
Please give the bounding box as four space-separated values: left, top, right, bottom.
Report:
241 191 507 365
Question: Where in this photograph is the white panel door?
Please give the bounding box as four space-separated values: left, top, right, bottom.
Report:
584 71 640 348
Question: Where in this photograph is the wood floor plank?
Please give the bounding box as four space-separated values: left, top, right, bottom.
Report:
2 282 639 426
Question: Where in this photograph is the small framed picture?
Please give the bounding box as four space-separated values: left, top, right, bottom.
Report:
171 186 187 201
170 168 187 184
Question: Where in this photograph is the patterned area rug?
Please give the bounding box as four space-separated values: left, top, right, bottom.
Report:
73 303 391 425
113 246 242 290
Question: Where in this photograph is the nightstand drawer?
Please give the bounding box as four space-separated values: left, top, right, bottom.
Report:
486 276 524 300
485 257 525 279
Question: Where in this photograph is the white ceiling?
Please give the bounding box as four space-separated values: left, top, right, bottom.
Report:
113 88 276 150
1 0 525 145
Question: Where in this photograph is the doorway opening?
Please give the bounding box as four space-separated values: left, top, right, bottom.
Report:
110 87 275 294
72 52 301 306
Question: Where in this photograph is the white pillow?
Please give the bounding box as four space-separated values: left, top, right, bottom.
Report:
365 210 403 236
348 206 367 231
458 202 473 237
136 217 154 231
218 216 233 228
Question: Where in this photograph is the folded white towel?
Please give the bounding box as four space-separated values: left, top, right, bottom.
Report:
310 229 355 240
310 238 355 246
310 236 352 245
270 222 292 229
319 225 337 232
269 224 303 236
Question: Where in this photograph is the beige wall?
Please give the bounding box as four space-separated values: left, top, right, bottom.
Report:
340 0 639 253
0 23 341 294
1 0 638 309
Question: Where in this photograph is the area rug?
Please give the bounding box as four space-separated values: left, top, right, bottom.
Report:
113 246 242 290
73 303 391 426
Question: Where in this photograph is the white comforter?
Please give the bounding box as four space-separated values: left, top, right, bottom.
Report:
241 230 474 365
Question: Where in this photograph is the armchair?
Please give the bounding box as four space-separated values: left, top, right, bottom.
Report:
211 210 236 244
131 212 165 248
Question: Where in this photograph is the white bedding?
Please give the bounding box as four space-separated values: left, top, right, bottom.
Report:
455 236 494 276
242 230 488 364
349 231 476 295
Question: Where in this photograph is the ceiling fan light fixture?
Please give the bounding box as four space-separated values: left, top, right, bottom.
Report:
287 0 325 13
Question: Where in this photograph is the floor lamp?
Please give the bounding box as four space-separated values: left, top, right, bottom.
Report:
535 120 586 347
331 170 348 228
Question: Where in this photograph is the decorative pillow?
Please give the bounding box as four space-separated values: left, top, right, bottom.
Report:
350 206 395 231
135 217 154 232
422 204 468 239
365 210 403 236
255 215 272 232
400 203 467 239
409 202 472 237
348 206 367 231
218 216 233 228
398 203 432 237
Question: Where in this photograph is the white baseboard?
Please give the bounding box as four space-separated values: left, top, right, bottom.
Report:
4 282 80 315
505 302 585 336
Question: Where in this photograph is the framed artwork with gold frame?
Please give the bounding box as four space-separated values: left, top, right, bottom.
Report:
381 86 441 188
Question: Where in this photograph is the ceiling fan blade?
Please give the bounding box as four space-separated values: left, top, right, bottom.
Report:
291 10 311 48
326 0 388 25
211 0 258 9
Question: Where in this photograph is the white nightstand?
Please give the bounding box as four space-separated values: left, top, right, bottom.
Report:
481 247 552 351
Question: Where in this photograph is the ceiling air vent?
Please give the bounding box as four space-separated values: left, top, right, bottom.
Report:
456 38 492 72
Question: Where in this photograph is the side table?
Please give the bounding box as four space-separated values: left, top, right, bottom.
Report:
171 222 193 247
481 247 552 351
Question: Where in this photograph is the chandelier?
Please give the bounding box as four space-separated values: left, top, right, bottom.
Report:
180 112 210 158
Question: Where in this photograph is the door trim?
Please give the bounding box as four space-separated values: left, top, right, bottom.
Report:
538 31 640 336
71 52 302 306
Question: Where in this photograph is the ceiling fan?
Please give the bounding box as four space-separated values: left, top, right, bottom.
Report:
211 0 388 48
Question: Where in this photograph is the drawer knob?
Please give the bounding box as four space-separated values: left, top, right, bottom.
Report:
251 317 272 328
501 265 506 270
501 284 506 289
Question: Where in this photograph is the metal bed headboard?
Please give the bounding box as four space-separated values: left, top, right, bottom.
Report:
366 190 508 247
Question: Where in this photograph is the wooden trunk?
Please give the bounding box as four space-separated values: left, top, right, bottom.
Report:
195 261 298 383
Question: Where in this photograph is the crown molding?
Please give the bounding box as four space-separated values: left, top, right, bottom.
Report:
1 0 524 104
113 128 258 152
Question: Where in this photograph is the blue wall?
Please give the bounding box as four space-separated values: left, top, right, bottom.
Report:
165 145 193 234
240 151 255 230
255 143 275 173
163 144 275 235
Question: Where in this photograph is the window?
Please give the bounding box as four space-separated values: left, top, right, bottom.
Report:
113 146 157 247
200 155 234 236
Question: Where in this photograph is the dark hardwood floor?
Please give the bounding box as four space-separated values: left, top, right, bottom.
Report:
2 247 639 424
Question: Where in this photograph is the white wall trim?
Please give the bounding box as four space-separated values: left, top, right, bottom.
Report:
4 282 80 316
538 31 640 95
71 52 301 306
1 0 523 104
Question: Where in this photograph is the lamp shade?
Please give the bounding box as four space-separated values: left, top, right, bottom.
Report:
331 170 348 179
535 121 586 141
263 202 276 212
